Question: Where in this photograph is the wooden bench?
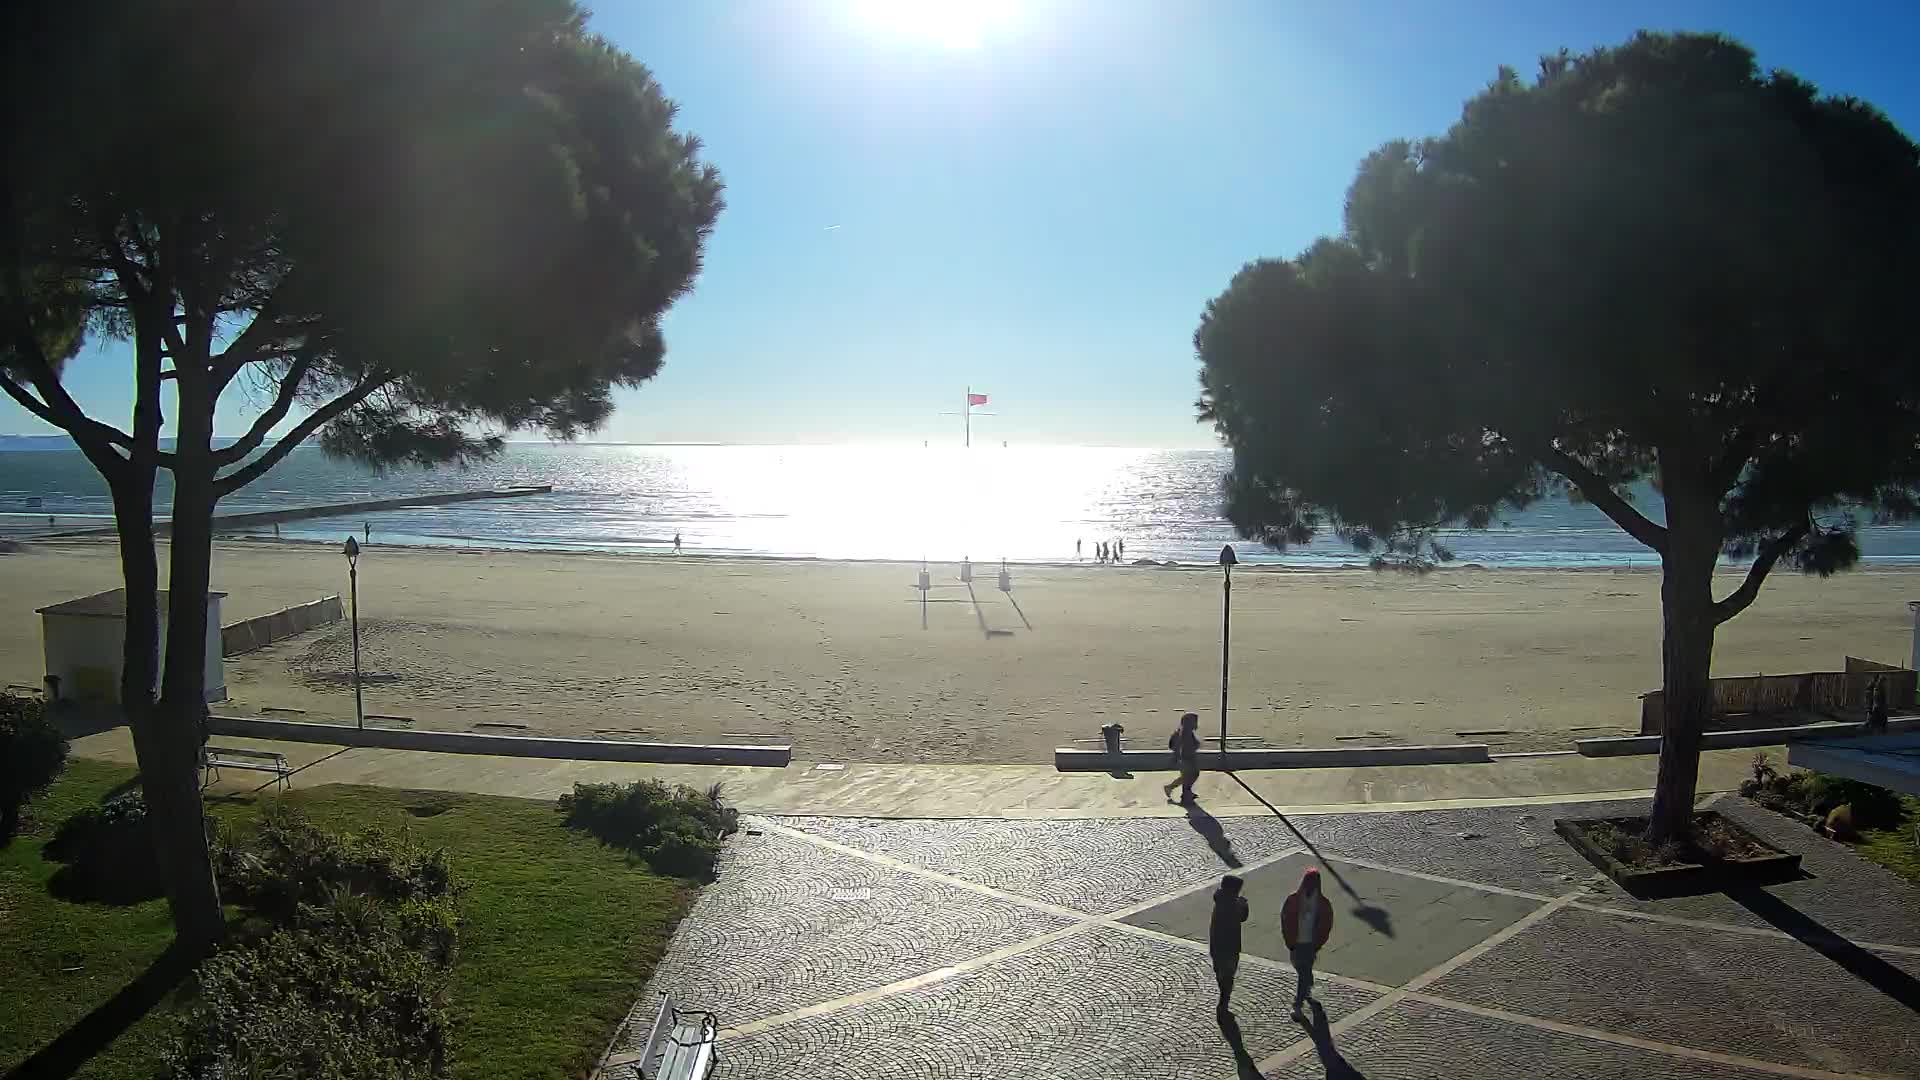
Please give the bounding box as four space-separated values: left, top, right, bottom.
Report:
201 745 291 791
632 993 716 1079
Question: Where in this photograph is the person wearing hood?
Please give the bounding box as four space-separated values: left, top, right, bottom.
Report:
1208 874 1249 1017
1281 866 1334 1015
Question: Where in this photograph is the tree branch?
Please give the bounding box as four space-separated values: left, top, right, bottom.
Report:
210 287 296 393
1710 425 1759 495
1537 443 1669 554
213 372 393 496
211 354 314 466
1712 521 1810 624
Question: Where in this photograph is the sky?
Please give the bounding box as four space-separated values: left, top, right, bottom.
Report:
7 1 1920 448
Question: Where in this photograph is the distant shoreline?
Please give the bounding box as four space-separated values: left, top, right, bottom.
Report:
22 531 1917 578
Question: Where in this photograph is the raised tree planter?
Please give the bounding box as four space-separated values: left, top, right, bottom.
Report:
1555 810 1801 897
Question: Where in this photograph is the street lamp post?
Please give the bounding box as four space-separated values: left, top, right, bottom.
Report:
1218 543 1237 756
344 536 364 731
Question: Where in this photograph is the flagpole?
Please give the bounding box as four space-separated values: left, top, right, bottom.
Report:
965 386 971 448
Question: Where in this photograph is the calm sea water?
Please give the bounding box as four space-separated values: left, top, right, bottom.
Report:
5 442 1920 568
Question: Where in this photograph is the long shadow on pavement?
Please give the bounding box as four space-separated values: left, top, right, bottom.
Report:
1296 999 1366 1078
1185 801 1243 869
1227 772 1394 938
1728 886 1920 1013
1216 1012 1265 1080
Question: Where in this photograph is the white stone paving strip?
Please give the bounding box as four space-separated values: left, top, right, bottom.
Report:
1398 993 1881 1080
1246 891 1584 1077
1566 901 1920 958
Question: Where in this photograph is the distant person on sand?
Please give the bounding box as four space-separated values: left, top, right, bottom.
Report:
1163 711 1201 803
1117 538 1126 562
273 522 280 538
363 521 371 542
674 532 682 554
1282 867 1334 1016
1076 538 1082 560
1209 873 1249 1017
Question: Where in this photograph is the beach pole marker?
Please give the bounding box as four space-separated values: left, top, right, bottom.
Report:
918 561 931 629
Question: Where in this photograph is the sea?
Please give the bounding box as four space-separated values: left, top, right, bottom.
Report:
5 441 1920 569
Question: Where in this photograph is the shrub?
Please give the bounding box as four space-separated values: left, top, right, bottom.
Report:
226 803 455 921
1 692 68 838
557 779 736 879
164 818 462 1079
1741 756 1906 832
163 897 456 1079
46 790 162 902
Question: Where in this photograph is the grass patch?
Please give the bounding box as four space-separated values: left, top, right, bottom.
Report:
1 762 696 1080
1853 795 1920 888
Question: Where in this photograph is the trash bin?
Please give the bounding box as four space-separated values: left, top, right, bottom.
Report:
1101 722 1125 755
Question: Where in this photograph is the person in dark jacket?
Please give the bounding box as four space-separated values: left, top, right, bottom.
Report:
1282 867 1335 1015
1209 874 1249 1017
1162 711 1202 803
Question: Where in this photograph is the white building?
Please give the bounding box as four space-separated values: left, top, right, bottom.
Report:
36 589 226 705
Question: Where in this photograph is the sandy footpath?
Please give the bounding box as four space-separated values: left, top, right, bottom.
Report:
1 538 1914 763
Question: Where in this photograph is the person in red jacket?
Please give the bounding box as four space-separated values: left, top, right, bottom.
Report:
1281 866 1334 1015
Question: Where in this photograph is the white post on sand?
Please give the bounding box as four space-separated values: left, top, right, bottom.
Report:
998 558 1011 593
917 561 931 630
960 556 973 584
1907 601 1920 672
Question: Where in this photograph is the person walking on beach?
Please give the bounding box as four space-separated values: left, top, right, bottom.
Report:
1209 873 1249 1018
673 531 682 554
1163 711 1202 803
1282 867 1334 1016
363 521 371 542
1116 538 1125 562
1076 538 1082 560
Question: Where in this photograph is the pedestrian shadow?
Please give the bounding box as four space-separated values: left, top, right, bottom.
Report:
1227 771 1394 938
1728 886 1920 1013
1185 801 1242 868
1296 999 1366 1078
1216 1012 1264 1080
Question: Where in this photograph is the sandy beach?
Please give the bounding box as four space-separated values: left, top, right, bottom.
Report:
2 538 1914 763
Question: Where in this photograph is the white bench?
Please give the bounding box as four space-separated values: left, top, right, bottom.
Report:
200 745 291 791
634 994 716 1079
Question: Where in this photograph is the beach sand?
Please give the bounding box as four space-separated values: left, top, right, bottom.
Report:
2 539 1913 763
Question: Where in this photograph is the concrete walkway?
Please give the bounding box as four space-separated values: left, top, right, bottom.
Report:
617 795 1920 1079
72 726 1768 818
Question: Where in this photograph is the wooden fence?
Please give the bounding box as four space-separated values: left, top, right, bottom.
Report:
220 595 344 657
1638 657 1917 735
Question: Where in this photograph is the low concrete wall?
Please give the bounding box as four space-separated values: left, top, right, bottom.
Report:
1054 744 1492 772
1579 715 1920 757
221 595 343 657
206 714 791 767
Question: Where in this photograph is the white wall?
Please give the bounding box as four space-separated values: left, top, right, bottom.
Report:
40 594 226 704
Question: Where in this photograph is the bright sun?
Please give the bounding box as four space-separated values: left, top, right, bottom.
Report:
852 0 1019 50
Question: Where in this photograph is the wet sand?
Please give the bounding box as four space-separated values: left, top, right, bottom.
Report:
2 539 1913 763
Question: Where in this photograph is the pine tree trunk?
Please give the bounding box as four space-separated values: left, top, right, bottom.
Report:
147 389 225 952
1646 536 1718 846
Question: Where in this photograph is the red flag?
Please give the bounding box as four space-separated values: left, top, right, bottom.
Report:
968 393 989 406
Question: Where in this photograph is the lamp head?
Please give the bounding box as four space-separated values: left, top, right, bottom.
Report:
1218 544 1238 567
344 536 360 564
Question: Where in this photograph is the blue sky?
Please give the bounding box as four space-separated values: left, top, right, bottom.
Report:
8 1 1919 447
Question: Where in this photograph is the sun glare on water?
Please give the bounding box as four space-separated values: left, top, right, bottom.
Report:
851 0 1022 49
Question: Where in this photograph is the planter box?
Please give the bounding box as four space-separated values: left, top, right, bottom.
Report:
1554 810 1802 897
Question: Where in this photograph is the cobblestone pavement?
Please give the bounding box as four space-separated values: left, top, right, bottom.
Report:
609 795 1920 1080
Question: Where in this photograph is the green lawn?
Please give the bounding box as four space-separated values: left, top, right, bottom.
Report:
1 759 696 1079
1854 794 1920 888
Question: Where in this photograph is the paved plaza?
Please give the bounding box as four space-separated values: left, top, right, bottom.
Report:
609 793 1920 1079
